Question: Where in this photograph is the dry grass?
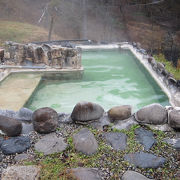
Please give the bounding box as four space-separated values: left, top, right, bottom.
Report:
0 20 61 47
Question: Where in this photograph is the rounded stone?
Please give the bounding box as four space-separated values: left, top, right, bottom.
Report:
71 101 104 123
169 110 180 129
147 57 153 64
1 136 31 155
66 168 101 180
34 133 67 155
32 107 58 134
73 128 98 155
157 62 165 71
17 108 33 121
150 59 156 67
135 103 167 125
1 165 41 180
122 171 152 180
0 115 22 137
14 153 31 162
124 152 166 168
173 92 180 107
108 105 132 122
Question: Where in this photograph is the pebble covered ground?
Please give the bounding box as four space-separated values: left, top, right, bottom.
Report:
0 122 179 180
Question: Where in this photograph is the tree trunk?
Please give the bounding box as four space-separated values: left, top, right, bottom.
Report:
48 16 54 41
82 0 87 39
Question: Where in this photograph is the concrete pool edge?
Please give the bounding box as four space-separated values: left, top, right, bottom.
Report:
120 44 179 107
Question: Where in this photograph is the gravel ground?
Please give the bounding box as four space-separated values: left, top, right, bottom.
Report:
0 122 179 180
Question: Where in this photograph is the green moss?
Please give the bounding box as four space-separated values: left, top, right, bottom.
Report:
154 54 180 80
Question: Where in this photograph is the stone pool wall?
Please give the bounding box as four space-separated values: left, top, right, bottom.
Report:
2 41 81 69
0 102 179 179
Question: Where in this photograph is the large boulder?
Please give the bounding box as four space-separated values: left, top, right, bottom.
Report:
1 165 40 180
108 105 132 122
0 115 22 137
71 102 104 123
168 110 180 129
32 107 58 134
73 128 98 155
135 104 167 125
1 136 31 155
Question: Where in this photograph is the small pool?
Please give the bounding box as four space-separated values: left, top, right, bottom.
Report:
25 49 169 113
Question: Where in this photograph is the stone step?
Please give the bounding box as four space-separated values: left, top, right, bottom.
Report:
0 73 41 111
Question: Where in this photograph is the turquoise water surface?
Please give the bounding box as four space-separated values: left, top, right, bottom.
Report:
26 49 169 113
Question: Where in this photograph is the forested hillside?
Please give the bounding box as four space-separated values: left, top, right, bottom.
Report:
0 0 180 65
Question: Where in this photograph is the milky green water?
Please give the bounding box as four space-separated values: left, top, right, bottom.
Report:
26 49 169 113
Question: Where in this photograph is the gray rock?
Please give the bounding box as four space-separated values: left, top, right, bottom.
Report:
108 105 131 122
173 92 180 107
32 107 58 134
14 153 33 162
0 109 17 118
162 69 168 77
164 138 180 151
124 152 166 168
147 57 153 64
112 116 138 131
17 108 33 121
1 165 40 180
71 102 104 123
0 115 22 137
135 104 167 125
157 62 165 73
0 137 4 147
176 132 180 138
1 136 31 155
58 113 73 124
168 110 180 129
0 155 3 162
135 128 156 150
21 123 34 135
168 77 177 85
147 124 173 132
34 133 67 155
73 128 98 155
90 113 111 130
67 168 101 180
122 171 152 180
103 132 127 150
150 58 157 67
